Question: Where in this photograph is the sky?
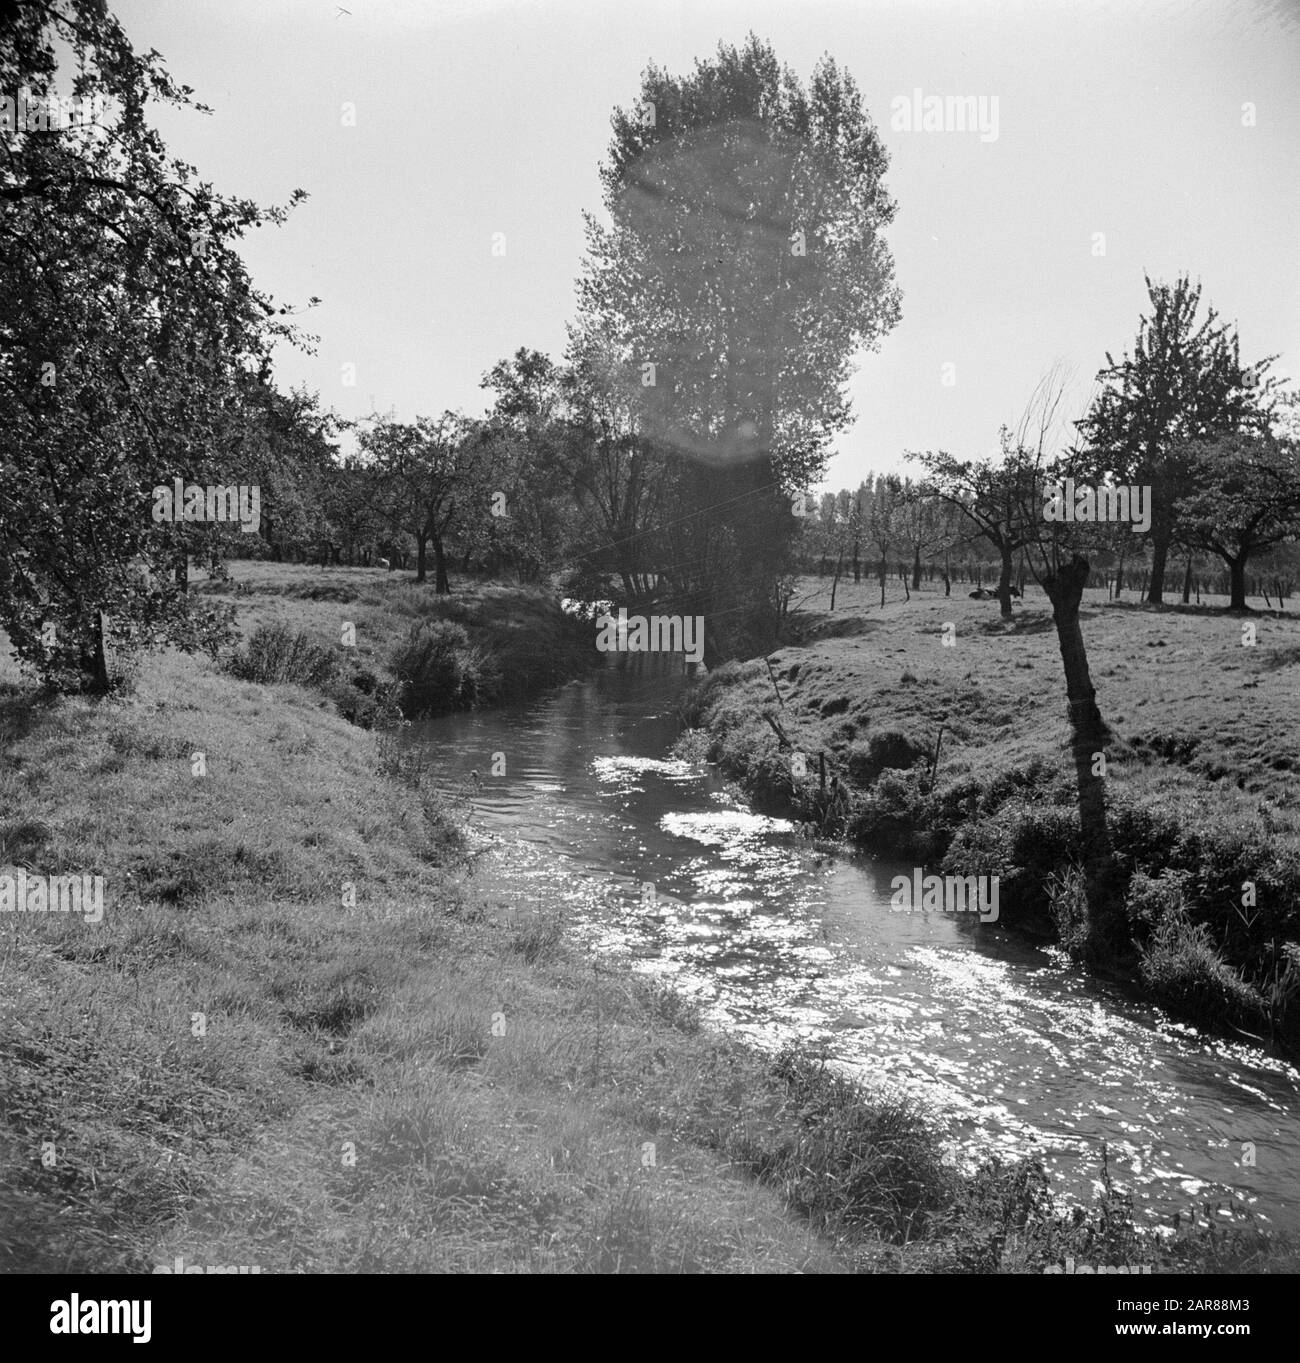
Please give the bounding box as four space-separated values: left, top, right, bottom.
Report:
112 0 1300 493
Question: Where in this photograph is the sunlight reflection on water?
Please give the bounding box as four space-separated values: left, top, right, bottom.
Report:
418 661 1300 1232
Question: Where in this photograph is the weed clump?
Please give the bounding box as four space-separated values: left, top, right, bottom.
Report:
389 621 498 718
226 623 339 688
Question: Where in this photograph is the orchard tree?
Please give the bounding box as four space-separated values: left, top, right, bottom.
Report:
898 477 953 591
1002 370 1128 962
951 419 1126 962
1176 433 1300 611
864 473 905 608
239 382 340 564
480 347 610 584
360 412 485 592
0 0 308 690
1074 274 1278 604
909 443 1041 619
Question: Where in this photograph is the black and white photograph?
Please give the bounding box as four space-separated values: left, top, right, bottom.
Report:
1 0 1299 1324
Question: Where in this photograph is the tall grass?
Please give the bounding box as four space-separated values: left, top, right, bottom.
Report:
225 622 339 687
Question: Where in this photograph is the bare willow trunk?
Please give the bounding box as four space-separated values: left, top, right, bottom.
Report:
1043 555 1122 959
997 548 1014 619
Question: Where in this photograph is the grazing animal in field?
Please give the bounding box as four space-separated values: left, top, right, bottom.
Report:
377 557 390 570
969 585 1021 600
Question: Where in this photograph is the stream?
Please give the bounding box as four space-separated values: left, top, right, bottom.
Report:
414 652 1300 1235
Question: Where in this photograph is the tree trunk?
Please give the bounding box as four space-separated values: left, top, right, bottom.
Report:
878 555 887 608
80 611 111 695
1181 552 1193 605
416 531 428 584
1228 556 1248 611
1147 533 1169 604
263 508 279 561
912 543 922 590
1043 554 1122 960
830 547 844 611
997 548 1014 620
433 533 450 595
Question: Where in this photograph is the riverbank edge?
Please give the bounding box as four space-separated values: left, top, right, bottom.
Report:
197 562 600 725
676 626 1300 1059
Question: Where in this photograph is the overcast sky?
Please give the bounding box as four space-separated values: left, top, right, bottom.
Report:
114 0 1300 491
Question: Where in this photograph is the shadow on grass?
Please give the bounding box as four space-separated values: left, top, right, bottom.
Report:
0 683 55 745
973 614 1058 637
1104 598 1290 619
782 614 885 645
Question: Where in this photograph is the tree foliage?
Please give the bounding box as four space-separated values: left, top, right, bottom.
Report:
0 0 310 689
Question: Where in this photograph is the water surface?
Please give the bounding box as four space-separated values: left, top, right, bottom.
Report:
416 654 1300 1233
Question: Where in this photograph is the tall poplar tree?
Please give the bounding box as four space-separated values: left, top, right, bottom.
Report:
571 34 901 657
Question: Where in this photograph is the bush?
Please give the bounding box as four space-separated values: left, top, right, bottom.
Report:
678 660 748 726
1138 909 1268 1034
941 799 1079 931
226 623 339 688
975 755 1069 813
1111 796 1300 970
848 767 947 860
327 677 402 730
1124 869 1195 936
845 730 929 787
388 620 496 718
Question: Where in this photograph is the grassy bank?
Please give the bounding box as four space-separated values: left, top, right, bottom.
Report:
2 569 1294 1272
198 561 597 725
680 576 1300 1050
